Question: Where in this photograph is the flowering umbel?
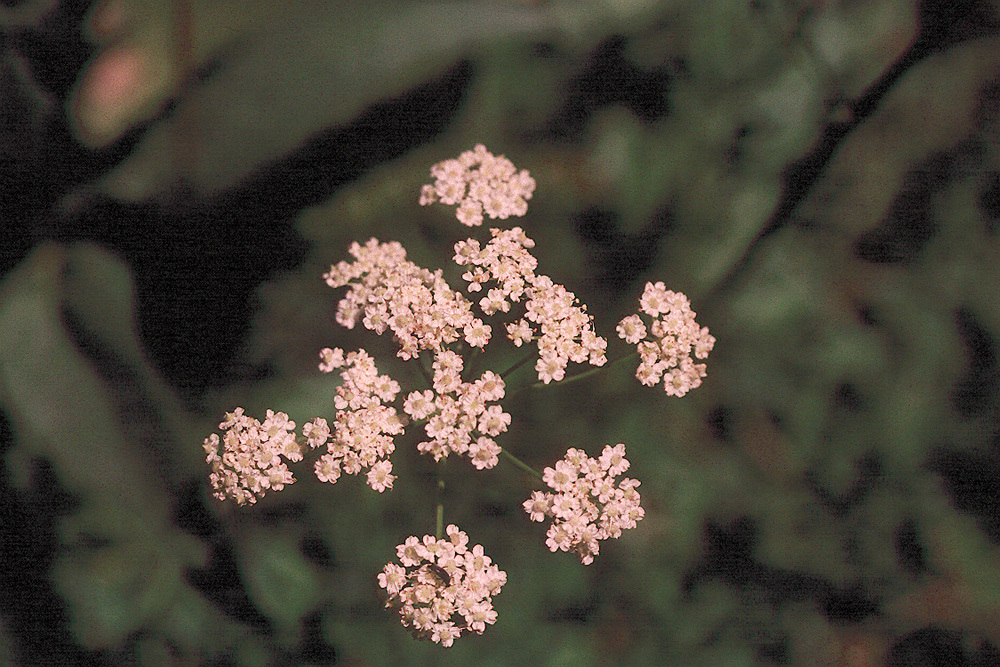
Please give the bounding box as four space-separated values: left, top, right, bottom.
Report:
203 408 302 505
323 239 488 360
201 145 715 647
401 351 508 469
523 444 644 565
453 227 608 383
379 525 507 646
419 143 536 226
312 347 403 491
618 281 716 397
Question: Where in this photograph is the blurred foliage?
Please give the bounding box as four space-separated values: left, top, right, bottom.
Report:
3 0 1000 664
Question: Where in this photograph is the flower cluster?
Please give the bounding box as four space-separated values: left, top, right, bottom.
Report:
202 146 714 648
311 347 404 492
203 408 302 505
323 239 488 360
403 351 508 469
454 227 608 383
523 444 644 565
378 525 507 646
617 281 716 397
419 143 536 226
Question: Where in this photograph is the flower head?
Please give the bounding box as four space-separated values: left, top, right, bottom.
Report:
524 444 644 564
420 144 536 226
618 282 715 396
313 348 403 491
379 525 507 646
452 227 608 382
403 353 508 470
324 239 488 360
203 408 301 505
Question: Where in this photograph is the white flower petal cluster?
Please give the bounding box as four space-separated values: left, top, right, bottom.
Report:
313 348 403 492
203 408 301 505
618 282 715 396
524 444 644 565
379 525 507 646
454 227 608 383
324 239 489 360
420 144 536 226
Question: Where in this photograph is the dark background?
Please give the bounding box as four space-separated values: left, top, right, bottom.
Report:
2 0 1000 664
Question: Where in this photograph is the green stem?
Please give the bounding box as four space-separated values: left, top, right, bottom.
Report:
498 348 537 381
550 349 636 386
416 351 435 389
436 457 445 539
506 350 638 400
501 447 542 481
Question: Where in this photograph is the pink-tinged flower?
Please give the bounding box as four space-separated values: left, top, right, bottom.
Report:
535 354 566 384
378 563 408 597
420 144 536 226
468 436 501 470
397 536 424 566
616 314 646 345
302 417 330 449
473 371 505 402
453 239 481 264
379 526 507 646
525 444 644 565
506 320 532 346
479 288 511 315
314 455 341 484
598 443 629 476
542 459 578 492
523 491 551 522
477 405 510 437
367 459 396 492
203 408 301 505
618 283 715 397
446 524 469 550
463 321 492 348
318 347 345 373
456 200 484 227
403 390 437 420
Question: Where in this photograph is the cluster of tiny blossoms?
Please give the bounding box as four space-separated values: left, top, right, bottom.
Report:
202 145 715 647
203 408 302 505
523 444 643 565
312 347 403 492
617 281 716 397
379 525 507 646
454 227 607 383
323 239 489 360
403 350 508 469
419 143 536 226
